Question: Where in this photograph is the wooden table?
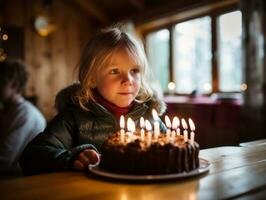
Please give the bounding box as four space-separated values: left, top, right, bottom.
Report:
1 146 266 200
240 139 266 147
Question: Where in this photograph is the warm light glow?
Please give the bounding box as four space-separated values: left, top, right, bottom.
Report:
165 115 171 128
120 115 125 129
168 82 176 91
140 117 145 128
203 83 211 92
172 116 180 129
152 109 159 120
140 117 145 141
34 16 56 37
240 83 247 91
120 192 129 200
2 34 8 40
145 120 152 131
0 53 7 62
127 118 135 132
188 118 195 131
181 118 188 129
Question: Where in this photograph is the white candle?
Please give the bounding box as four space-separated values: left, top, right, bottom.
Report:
152 109 160 121
171 116 179 142
165 115 171 142
145 120 152 146
176 128 180 136
120 129 125 143
188 118 195 143
181 118 188 142
172 116 179 129
127 117 136 142
120 115 125 129
127 118 135 133
184 130 188 142
140 117 145 141
171 130 176 143
166 129 171 142
152 109 160 139
154 121 160 140
120 115 125 143
172 116 180 135
190 131 195 143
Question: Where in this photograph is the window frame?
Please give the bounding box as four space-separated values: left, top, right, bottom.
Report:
142 3 240 95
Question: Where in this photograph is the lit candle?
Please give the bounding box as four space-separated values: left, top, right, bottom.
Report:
165 115 171 142
173 116 180 136
172 116 179 129
181 118 188 142
120 115 125 143
152 109 160 139
127 118 134 133
154 121 160 140
188 118 195 143
171 116 178 142
171 130 176 143
176 127 181 136
127 117 135 142
145 120 152 146
171 116 179 142
140 117 145 141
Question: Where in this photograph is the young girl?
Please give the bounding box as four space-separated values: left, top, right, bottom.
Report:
20 27 166 175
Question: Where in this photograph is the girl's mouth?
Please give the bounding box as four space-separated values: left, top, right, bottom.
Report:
118 92 133 95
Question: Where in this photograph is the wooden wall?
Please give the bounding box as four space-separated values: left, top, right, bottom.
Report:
0 0 94 120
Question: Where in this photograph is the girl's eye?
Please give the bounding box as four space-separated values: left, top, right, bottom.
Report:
131 68 140 74
109 68 120 74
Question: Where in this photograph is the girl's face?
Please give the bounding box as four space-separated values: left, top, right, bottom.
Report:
95 49 141 107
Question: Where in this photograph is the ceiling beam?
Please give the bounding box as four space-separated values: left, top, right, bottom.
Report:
128 0 145 9
135 0 239 32
74 0 110 25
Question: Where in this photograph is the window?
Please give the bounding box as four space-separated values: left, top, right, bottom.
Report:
146 29 170 91
218 11 242 91
174 16 212 94
145 9 242 95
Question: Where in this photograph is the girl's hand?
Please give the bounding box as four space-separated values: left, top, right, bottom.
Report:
73 149 100 170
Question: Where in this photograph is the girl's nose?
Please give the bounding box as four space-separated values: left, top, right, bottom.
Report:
121 73 133 86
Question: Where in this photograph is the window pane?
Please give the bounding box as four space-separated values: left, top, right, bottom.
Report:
146 29 170 92
174 16 212 94
218 11 242 91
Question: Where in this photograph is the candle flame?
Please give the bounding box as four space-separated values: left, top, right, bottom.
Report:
140 117 145 128
145 120 152 131
172 116 180 129
188 118 195 131
152 109 159 120
120 115 125 129
181 118 188 129
165 115 171 128
127 118 135 132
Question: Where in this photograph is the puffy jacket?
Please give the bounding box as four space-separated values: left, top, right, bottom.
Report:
20 84 167 175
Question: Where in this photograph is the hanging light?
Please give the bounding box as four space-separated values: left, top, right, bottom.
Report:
33 0 56 37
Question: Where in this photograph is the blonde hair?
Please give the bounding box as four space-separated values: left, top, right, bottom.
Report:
75 27 153 110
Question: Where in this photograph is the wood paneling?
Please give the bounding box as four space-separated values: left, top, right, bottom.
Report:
1 0 94 119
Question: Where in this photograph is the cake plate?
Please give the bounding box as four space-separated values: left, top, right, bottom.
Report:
88 158 210 181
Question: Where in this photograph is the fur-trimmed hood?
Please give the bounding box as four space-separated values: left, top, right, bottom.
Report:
55 83 166 116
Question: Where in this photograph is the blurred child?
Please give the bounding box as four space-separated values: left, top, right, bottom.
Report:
20 27 166 175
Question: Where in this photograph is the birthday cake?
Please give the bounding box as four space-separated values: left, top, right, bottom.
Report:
100 130 200 175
